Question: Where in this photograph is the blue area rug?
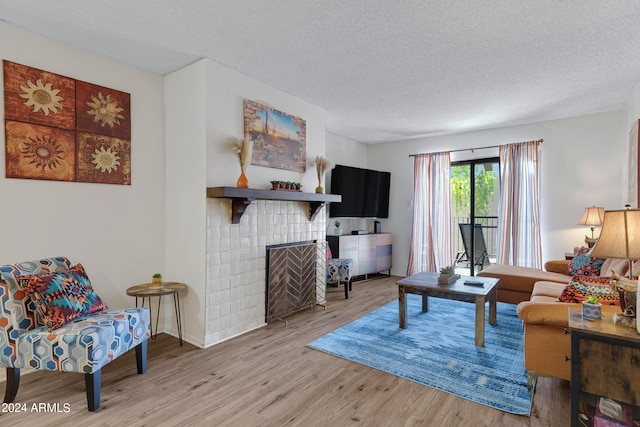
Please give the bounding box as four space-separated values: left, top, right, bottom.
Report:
309 294 533 415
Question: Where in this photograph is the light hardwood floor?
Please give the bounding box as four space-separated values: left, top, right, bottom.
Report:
0 276 570 426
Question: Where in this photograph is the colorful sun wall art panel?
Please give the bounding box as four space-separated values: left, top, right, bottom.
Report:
243 99 306 173
3 60 131 185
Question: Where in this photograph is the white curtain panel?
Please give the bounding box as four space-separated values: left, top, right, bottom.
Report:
407 152 452 275
497 141 542 268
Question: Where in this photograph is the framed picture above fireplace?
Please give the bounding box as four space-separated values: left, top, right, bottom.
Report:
243 99 306 172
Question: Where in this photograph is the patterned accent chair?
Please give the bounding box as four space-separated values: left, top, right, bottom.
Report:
327 258 354 298
0 256 150 411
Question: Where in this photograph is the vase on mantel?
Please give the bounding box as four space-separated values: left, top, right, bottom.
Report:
237 171 249 188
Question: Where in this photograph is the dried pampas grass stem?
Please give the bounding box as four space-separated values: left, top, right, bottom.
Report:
226 137 253 172
314 155 334 183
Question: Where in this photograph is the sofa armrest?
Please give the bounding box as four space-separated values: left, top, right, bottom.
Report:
544 260 570 274
516 301 571 327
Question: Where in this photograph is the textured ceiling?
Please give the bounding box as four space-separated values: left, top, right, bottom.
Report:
2 1 640 143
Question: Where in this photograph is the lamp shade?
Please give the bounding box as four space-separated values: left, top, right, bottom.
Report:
589 209 640 260
578 206 604 227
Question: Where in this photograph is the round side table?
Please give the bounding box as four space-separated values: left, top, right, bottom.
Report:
126 282 186 346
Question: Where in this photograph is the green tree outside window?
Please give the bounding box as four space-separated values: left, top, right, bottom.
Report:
450 165 497 221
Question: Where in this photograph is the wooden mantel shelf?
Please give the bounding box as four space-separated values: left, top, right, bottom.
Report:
207 186 341 224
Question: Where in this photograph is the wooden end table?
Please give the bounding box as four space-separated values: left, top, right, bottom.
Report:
396 272 499 347
568 307 640 427
126 282 186 346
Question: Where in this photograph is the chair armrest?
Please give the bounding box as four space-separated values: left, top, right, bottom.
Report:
516 301 571 327
544 260 570 274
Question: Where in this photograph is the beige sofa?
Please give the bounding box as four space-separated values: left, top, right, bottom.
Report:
477 263 571 304
516 280 621 381
478 259 628 382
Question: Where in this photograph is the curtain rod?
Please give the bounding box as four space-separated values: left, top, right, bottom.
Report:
408 139 543 157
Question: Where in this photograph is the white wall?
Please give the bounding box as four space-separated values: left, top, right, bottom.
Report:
165 59 328 347
625 81 640 207
626 80 640 133
164 61 208 346
202 59 327 346
364 111 625 276
0 22 166 309
325 132 368 170
204 59 326 192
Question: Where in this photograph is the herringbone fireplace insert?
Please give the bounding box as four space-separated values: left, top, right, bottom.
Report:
266 241 318 323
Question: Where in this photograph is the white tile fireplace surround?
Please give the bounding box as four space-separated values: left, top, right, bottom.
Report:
206 198 327 346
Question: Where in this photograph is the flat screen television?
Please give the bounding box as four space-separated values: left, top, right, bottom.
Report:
329 165 390 218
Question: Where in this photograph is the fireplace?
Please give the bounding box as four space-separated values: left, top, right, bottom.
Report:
206 198 327 347
266 241 318 323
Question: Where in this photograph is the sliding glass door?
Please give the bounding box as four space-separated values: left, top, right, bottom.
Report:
450 157 500 276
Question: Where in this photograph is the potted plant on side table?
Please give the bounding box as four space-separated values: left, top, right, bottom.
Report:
582 294 602 320
151 273 163 288
334 220 342 235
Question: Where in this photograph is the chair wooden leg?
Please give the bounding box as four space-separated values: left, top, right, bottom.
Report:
85 369 101 411
3 367 20 403
136 340 148 374
344 279 349 299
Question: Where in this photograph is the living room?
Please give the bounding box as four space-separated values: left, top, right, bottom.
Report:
1 3 640 425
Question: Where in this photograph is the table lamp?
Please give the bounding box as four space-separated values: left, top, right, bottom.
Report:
578 206 604 247
588 208 640 332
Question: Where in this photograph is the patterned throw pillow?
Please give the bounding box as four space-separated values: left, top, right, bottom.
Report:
564 246 605 277
557 275 620 305
17 264 108 331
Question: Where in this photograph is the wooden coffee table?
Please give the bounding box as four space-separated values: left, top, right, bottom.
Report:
397 272 499 347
